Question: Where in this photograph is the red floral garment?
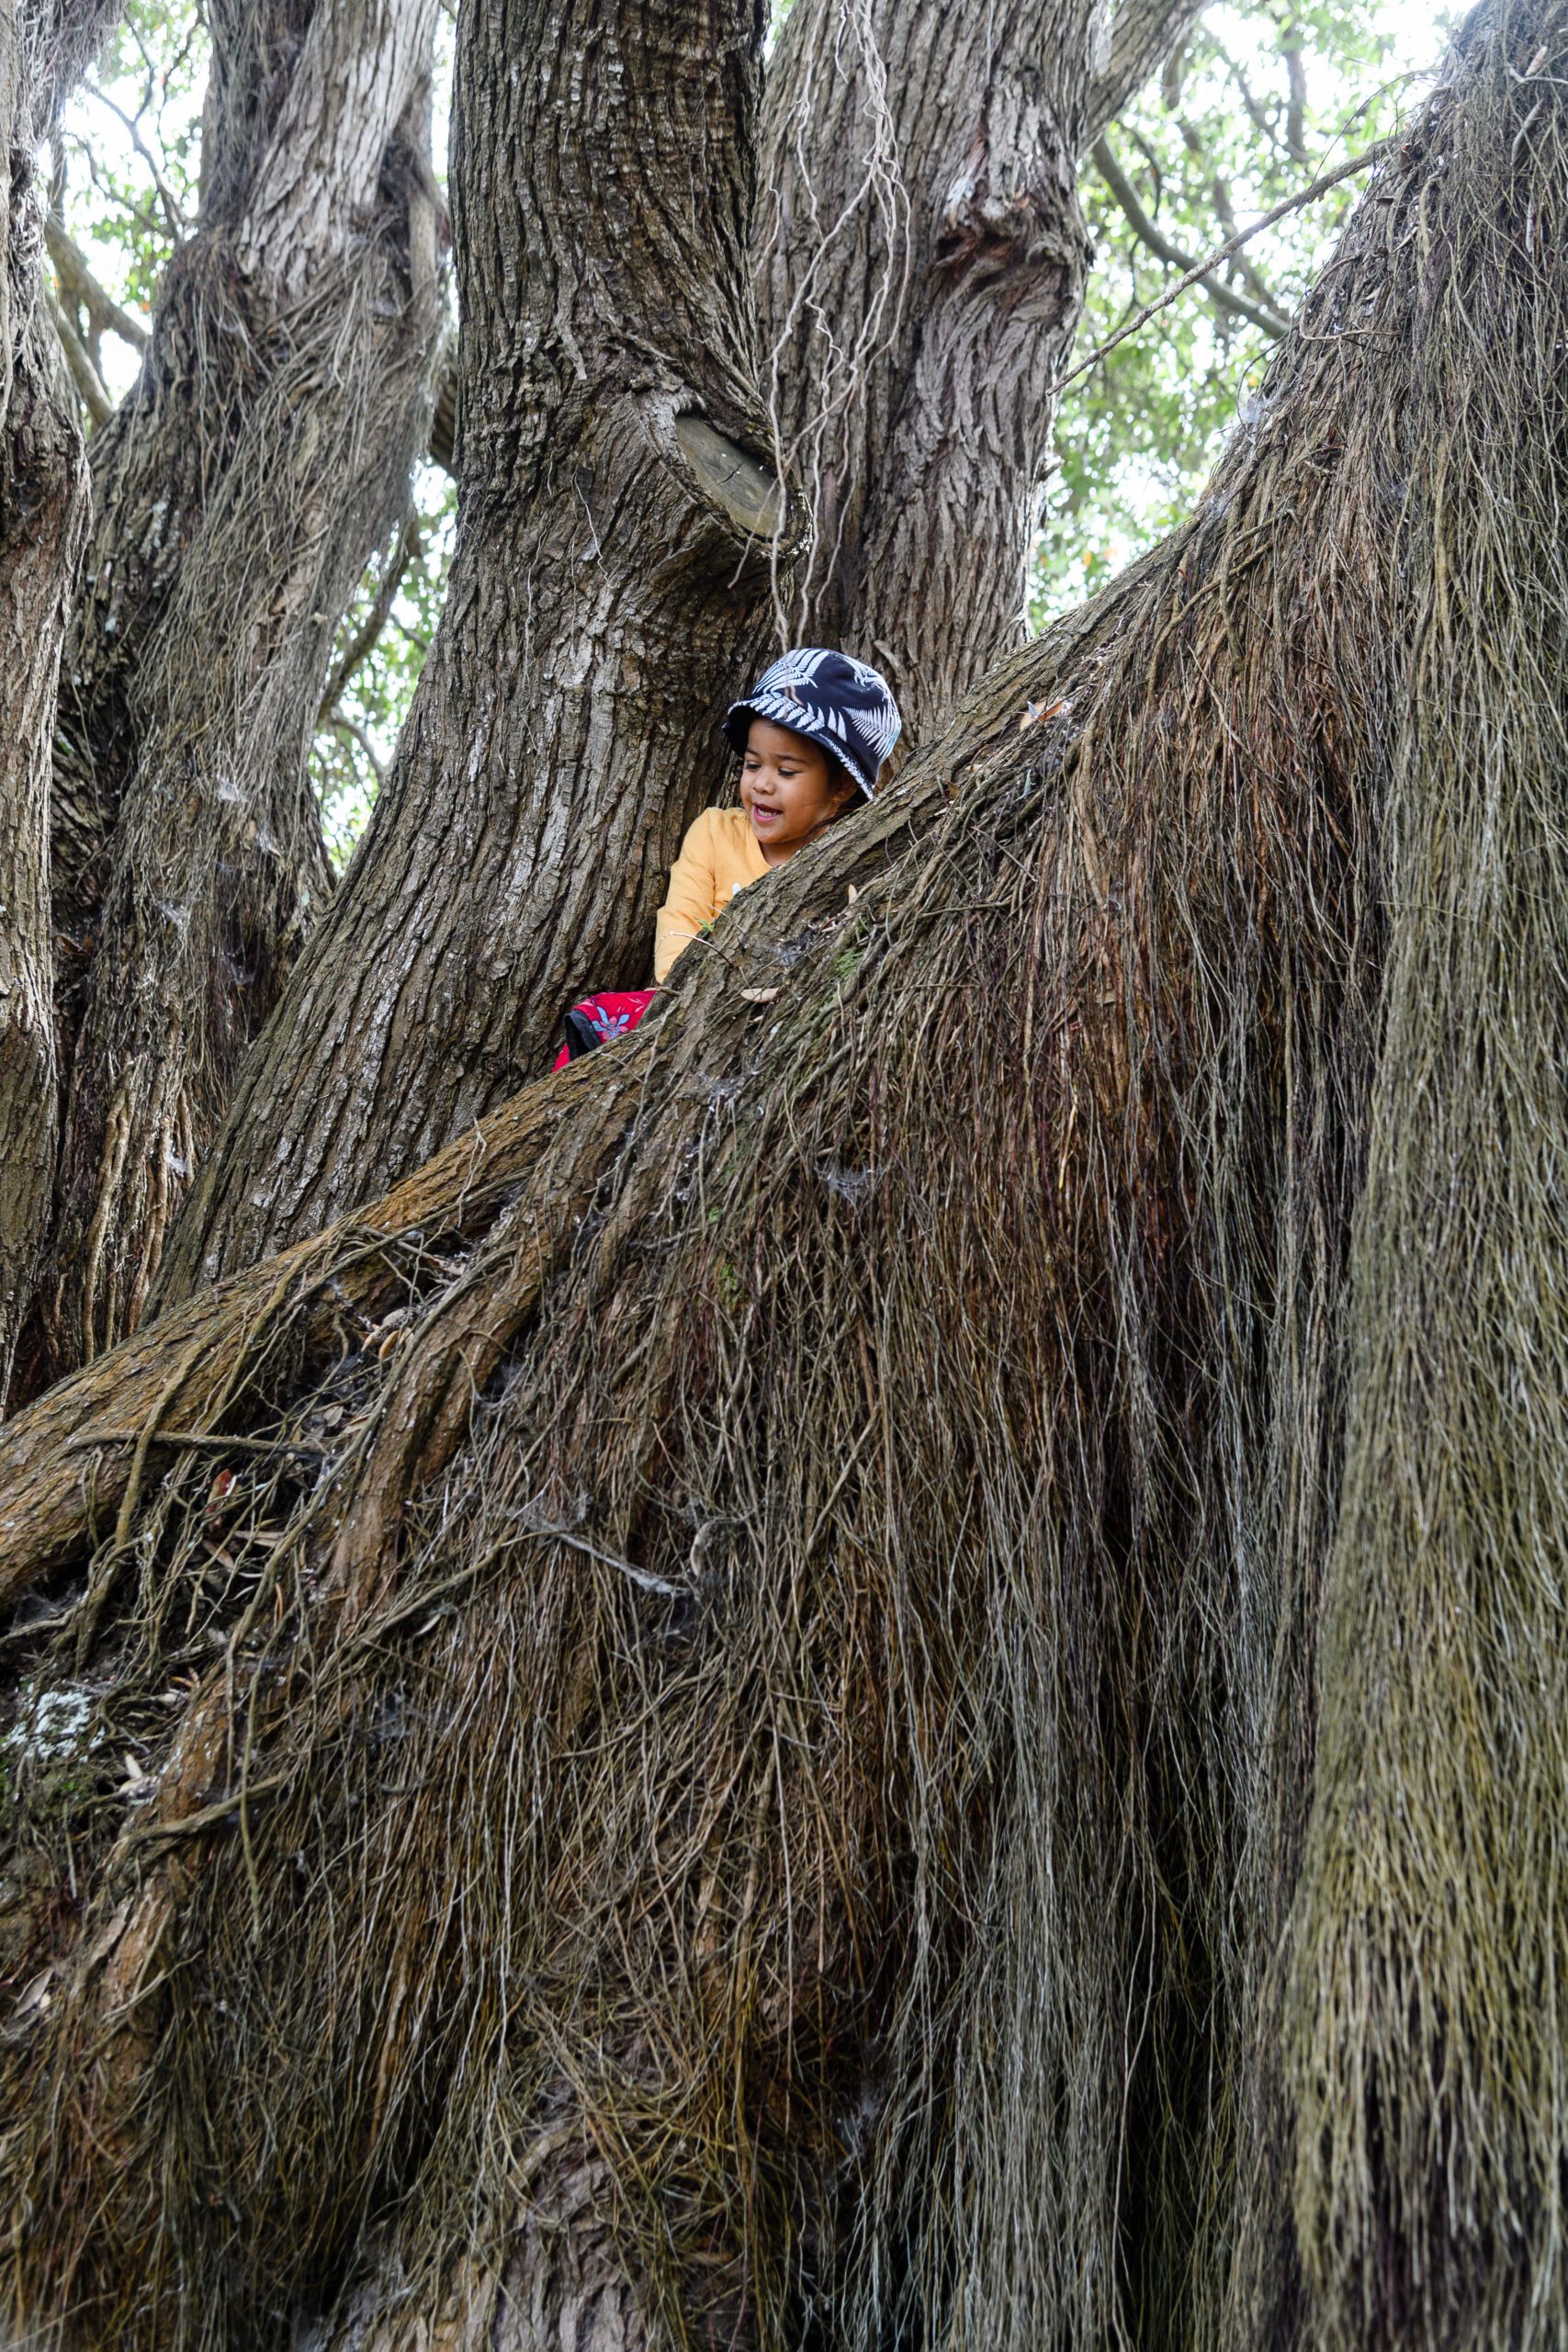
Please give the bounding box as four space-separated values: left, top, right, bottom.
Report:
552 988 657 1069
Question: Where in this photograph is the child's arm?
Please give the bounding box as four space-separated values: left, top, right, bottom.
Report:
654 810 721 983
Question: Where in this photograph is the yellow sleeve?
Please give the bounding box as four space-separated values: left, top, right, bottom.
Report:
654 810 723 983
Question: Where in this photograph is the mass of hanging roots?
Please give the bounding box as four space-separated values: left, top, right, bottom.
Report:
1 6 1566 2345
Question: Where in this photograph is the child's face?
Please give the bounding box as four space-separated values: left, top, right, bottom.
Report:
739 718 858 864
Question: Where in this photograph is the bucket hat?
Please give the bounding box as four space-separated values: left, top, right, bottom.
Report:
723 647 901 799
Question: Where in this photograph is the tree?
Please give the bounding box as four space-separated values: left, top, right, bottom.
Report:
756 0 1206 742
0 0 121 1398
143 0 786 1317
31 0 445 1384
151 0 1202 1310
295 0 1415 853
3 6 1564 2343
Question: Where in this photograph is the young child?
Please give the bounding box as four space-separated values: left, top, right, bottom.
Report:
557 648 901 1062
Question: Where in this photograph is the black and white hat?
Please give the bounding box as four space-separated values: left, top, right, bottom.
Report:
722 647 902 799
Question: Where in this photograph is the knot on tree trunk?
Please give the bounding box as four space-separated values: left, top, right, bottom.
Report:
935 102 1091 283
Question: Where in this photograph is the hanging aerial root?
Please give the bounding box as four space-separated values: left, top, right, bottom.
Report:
0 1057 614 1596
3 8 1567 2346
1284 16 1568 2349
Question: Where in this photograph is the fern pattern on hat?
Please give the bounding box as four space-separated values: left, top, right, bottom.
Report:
723 647 902 797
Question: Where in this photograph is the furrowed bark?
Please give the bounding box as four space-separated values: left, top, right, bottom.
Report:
754 0 1201 744
0 0 119 1406
313 2113 653 2352
32 0 444 1382
152 0 1201 1308
0 637 994 1600
152 0 783 1306
0 291 77 1413
0 645 1025 2346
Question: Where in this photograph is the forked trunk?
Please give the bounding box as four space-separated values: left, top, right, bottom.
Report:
152 0 783 1306
755 0 1204 743
33 0 443 1382
154 0 1200 1306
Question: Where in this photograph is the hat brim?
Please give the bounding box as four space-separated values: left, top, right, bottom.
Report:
721 697 875 799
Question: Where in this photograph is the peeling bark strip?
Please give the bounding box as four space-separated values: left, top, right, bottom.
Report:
154 0 784 1305
0 0 121 1405
33 0 444 1382
755 0 1201 745
316 2109 654 2352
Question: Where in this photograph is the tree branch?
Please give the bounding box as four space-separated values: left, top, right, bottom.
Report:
1091 134 1291 340
1205 37 1282 150
1283 29 1310 164
65 130 173 251
321 712 387 784
1062 140 1384 395
85 81 188 239
1084 0 1210 153
1202 164 1292 314
46 214 149 350
429 357 456 473
45 283 115 425
318 516 420 719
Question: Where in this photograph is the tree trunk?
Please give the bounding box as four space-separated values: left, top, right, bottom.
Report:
0 0 119 1405
32 0 443 1383
0 290 77 1412
2 14 1561 2343
153 0 1200 1313
151 0 784 1309
309 2109 654 2352
754 0 1204 746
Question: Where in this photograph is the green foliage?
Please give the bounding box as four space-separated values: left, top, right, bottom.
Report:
59 0 204 329
1036 0 1448 618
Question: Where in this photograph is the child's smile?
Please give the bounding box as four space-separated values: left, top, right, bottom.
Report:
739 718 858 867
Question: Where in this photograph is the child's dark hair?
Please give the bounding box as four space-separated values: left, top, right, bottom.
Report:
824 751 866 811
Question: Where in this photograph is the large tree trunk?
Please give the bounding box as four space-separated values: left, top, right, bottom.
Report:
150 0 784 1311
0 259 76 1408
1280 50 1568 2350
30 0 443 1384
754 0 1201 744
0 0 119 1401
152 0 1201 1308
3 12 1562 2343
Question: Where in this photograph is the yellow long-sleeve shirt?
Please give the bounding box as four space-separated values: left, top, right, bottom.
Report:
653 806 771 982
